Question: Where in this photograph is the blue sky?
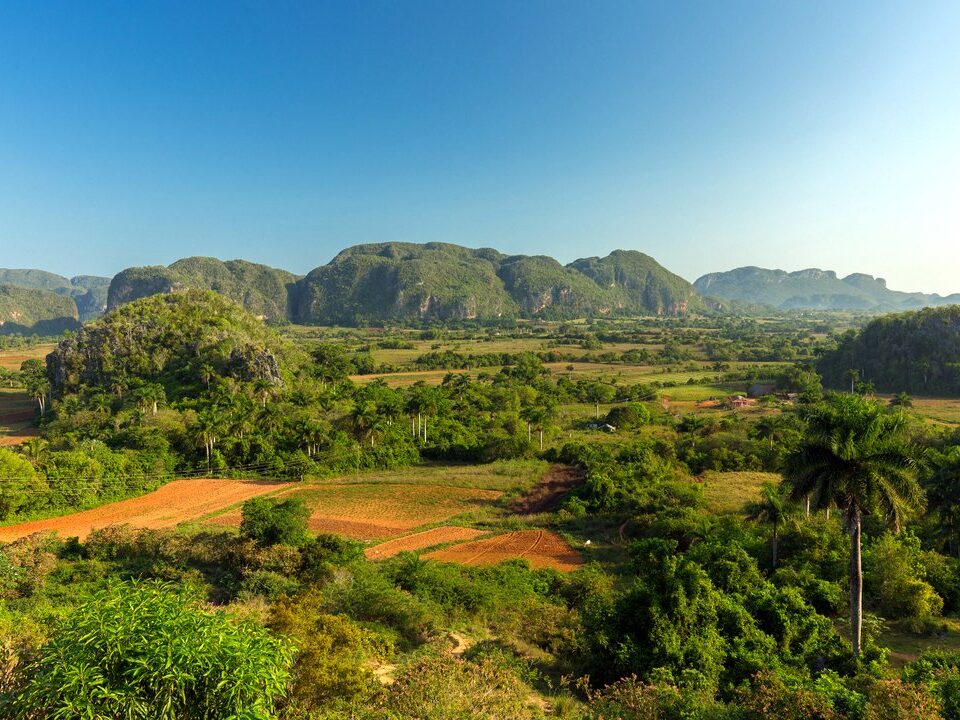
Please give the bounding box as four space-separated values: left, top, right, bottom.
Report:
1 1 958 292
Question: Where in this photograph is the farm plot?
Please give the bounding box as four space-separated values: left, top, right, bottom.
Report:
424 529 582 571
0 387 36 446
0 478 289 542
211 483 504 540
365 526 485 559
0 344 55 371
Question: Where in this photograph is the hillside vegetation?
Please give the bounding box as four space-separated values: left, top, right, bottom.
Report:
0 268 110 321
107 257 300 321
695 266 960 311
818 305 960 395
49 290 297 399
294 242 703 324
0 284 80 335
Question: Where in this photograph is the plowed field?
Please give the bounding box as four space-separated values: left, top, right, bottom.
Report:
365 526 485 559
424 529 582 571
0 478 289 541
211 483 503 540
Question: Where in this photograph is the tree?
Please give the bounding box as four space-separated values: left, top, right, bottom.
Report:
134 382 166 417
19 359 49 416
745 482 795 568
241 497 310 546
6 580 292 719
847 369 860 394
195 407 223 468
889 392 913 408
785 395 923 657
0 448 46 520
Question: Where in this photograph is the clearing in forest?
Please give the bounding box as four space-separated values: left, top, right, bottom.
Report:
423 529 583 571
364 526 485 559
696 470 780 514
0 478 289 541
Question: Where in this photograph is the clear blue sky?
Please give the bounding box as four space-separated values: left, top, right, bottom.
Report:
1 1 958 292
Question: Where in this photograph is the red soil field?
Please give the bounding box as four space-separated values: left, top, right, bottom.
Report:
364 526 485 559
0 478 288 542
0 427 39 446
424 529 583 571
210 483 502 541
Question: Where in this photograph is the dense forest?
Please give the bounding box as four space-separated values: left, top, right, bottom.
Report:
818 306 960 396
2 293 960 718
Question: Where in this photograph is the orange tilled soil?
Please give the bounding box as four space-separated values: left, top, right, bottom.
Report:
0 478 289 542
364 526 485 559
210 484 502 541
0 427 39 446
423 529 583 571
211 510 411 541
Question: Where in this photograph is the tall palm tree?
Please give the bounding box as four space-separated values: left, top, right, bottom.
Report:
785 394 922 657
745 482 795 569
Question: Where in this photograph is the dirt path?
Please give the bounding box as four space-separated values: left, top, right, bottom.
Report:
507 465 583 515
0 478 290 541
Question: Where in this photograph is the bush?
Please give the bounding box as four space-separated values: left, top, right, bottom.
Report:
270 594 389 709
374 655 537 720
241 497 310 547
4 580 293 719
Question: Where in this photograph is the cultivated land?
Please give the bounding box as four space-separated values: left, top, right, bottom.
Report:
0 387 36 446
0 478 289 541
365 525 486 559
0 343 55 371
209 461 548 540
423 529 583 571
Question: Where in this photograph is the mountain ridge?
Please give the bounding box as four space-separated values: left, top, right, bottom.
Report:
694 266 960 311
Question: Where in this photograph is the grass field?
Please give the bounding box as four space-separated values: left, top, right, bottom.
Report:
696 470 779 514
0 344 55 371
879 618 960 668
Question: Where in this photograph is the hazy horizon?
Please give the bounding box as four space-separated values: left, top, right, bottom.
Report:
2 2 958 293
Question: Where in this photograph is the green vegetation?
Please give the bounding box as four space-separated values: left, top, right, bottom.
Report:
4 580 293 718
818 306 960 395
107 256 299 321
0 269 109 321
3 288 960 717
0 284 80 335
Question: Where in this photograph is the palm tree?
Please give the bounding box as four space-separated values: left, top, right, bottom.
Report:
196 408 224 470
745 482 795 569
785 394 922 657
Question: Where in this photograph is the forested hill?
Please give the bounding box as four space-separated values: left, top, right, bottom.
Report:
108 243 704 324
694 266 960 311
48 290 299 398
0 284 81 335
817 305 960 395
0 268 110 321
107 257 300 321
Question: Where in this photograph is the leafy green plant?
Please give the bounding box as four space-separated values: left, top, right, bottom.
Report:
5 580 293 719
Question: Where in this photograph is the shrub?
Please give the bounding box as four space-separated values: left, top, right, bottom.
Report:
374 655 537 720
241 497 310 547
270 594 389 708
4 580 293 719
